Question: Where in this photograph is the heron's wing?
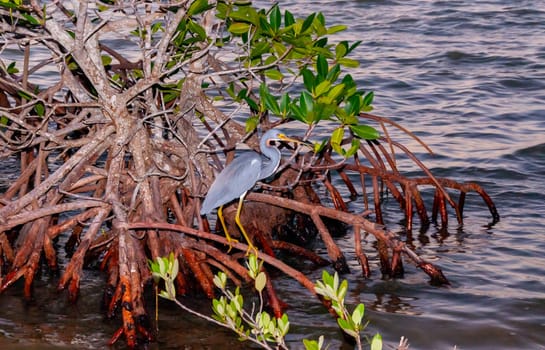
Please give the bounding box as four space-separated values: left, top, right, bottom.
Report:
200 152 262 214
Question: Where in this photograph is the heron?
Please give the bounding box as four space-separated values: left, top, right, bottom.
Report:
200 128 310 253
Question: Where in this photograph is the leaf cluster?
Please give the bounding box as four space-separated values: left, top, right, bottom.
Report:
149 253 385 350
211 254 290 349
148 253 179 301
213 1 380 156
2 0 381 159
0 0 43 26
313 270 382 350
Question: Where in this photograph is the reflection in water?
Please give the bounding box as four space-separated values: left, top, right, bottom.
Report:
371 292 421 316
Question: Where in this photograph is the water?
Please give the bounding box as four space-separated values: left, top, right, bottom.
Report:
1 0 545 349
275 1 545 349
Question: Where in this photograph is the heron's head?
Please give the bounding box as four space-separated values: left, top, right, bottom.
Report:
263 129 312 148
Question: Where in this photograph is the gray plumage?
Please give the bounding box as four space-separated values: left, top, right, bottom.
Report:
200 128 286 215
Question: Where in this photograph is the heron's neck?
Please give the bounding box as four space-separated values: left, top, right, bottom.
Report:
259 145 281 180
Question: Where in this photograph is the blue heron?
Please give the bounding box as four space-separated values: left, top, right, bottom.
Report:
200 128 309 253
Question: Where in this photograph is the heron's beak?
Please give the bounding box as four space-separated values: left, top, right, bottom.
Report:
277 134 313 148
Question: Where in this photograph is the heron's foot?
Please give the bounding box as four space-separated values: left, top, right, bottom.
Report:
245 243 259 257
225 236 239 253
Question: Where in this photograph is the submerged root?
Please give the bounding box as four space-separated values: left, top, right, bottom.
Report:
0 116 498 345
0 51 498 348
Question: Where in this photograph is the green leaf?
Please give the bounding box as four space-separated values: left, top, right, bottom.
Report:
188 0 210 16
338 57 360 68
317 335 325 348
284 10 295 26
7 61 18 74
229 6 259 25
363 91 374 107
0 1 19 9
327 24 347 34
279 93 290 116
232 294 243 313
348 40 362 55
326 64 341 83
301 13 316 34
300 90 314 115
327 83 345 101
157 257 166 274
345 94 361 116
159 290 171 300
331 127 344 155
228 22 251 35
321 270 333 286
303 338 320 350
277 314 290 336
226 83 236 99
21 13 40 25
337 318 355 334
333 271 340 291
254 271 267 292
213 272 227 289
171 257 179 278
316 12 325 26
345 114 359 126
216 2 228 19
350 124 380 140
313 139 328 154
226 302 237 319
258 15 273 35
151 21 163 34
371 333 383 350
259 311 271 329
242 95 259 111
344 138 360 157
264 69 284 81
163 92 179 104
314 102 336 122
289 104 306 123
272 42 288 57
335 42 348 60
338 279 348 300
212 298 225 316
188 19 207 40
313 37 329 49
314 13 326 36
259 83 280 115
246 254 258 277
245 115 259 133
351 303 365 326
301 68 315 92
101 55 112 66
148 259 158 273
269 5 281 32
34 102 45 117
314 80 331 97
341 74 356 91
316 55 328 80
17 90 32 101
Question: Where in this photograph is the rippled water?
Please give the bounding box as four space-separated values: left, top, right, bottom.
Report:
279 1 545 349
1 1 545 349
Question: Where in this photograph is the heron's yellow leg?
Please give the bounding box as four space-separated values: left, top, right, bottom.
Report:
218 205 238 251
234 195 258 256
